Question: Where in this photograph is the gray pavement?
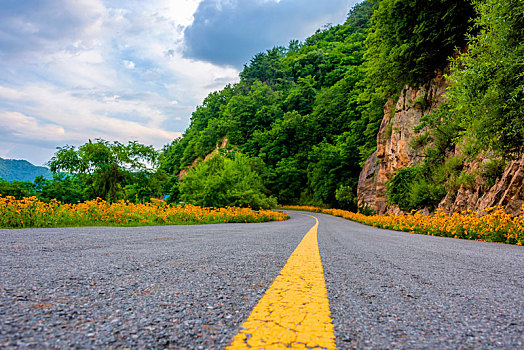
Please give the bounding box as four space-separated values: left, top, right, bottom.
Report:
1 212 523 349
315 212 524 349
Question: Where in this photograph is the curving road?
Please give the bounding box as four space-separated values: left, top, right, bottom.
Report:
1 211 523 349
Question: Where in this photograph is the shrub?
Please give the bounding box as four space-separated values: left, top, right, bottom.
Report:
179 153 277 210
408 179 446 211
335 185 357 211
386 166 420 211
387 166 446 211
481 158 506 188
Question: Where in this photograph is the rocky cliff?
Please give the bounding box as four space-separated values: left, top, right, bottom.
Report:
357 73 448 214
438 153 524 216
357 72 524 216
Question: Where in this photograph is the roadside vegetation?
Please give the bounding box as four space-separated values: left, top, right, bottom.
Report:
282 206 523 245
0 195 287 229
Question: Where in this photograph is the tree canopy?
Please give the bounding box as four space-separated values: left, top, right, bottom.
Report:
48 139 161 202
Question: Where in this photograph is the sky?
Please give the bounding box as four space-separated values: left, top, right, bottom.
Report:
0 0 355 166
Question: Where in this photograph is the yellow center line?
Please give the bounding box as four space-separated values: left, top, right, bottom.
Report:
228 215 337 349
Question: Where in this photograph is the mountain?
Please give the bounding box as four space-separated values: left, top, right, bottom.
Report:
0 157 52 182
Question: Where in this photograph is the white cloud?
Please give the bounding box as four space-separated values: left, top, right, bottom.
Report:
0 83 182 142
0 112 67 142
0 0 239 164
123 60 135 69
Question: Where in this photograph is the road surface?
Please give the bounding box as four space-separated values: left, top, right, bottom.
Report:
1 211 523 348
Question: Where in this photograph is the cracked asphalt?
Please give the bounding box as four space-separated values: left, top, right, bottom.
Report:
1 211 523 349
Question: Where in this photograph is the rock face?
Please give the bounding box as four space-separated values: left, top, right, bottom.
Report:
357 73 448 214
357 150 379 211
439 154 524 216
357 71 524 216
480 155 524 215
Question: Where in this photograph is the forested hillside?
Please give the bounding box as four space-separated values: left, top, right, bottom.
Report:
162 1 381 209
162 0 512 211
0 158 51 182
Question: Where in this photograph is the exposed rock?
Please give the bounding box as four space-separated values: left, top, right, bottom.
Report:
484 154 524 216
357 73 449 214
439 154 524 216
357 151 378 210
178 138 229 179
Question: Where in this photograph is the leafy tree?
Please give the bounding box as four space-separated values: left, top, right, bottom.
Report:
284 76 317 115
335 185 357 211
447 0 524 157
267 157 308 204
0 179 35 199
179 153 276 210
240 47 291 88
48 139 159 202
223 81 284 146
307 132 360 207
123 169 169 203
365 0 475 97
33 174 87 203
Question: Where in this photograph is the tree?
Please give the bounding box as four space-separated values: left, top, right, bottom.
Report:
179 153 276 210
0 179 35 199
365 0 475 97
33 174 87 203
48 139 159 202
447 0 524 157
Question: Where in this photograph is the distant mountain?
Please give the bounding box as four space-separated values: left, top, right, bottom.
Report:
0 157 52 182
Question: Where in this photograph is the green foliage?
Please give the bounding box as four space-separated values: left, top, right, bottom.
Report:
48 139 160 202
335 185 357 211
481 158 506 189
386 166 445 211
447 0 524 157
179 153 277 210
0 179 35 199
33 174 87 203
123 169 169 203
408 179 447 210
307 133 360 207
409 131 431 150
365 0 475 97
386 166 420 211
358 204 376 216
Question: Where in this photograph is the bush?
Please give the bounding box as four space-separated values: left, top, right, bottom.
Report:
408 179 446 210
387 166 445 211
179 153 277 210
386 166 420 211
335 185 357 211
0 179 35 199
481 158 506 188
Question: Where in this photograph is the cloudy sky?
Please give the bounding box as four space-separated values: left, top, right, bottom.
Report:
0 0 355 166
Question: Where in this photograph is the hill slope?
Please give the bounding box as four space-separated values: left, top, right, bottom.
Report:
0 157 52 182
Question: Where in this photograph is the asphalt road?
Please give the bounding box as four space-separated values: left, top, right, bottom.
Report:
1 211 523 349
